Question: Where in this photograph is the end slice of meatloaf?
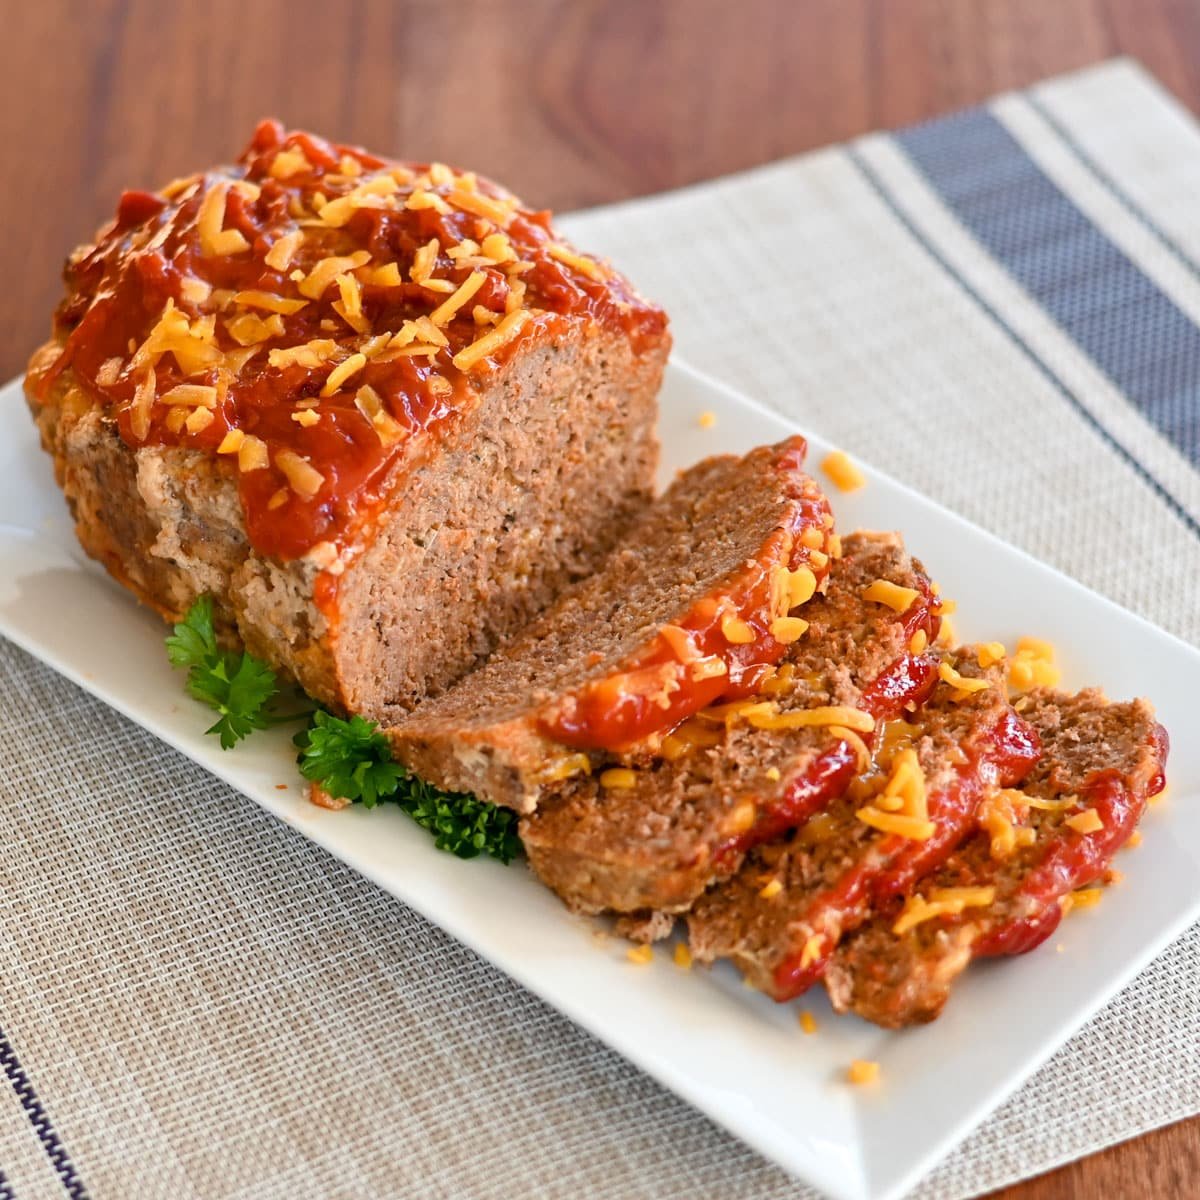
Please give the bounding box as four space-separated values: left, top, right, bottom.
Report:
388 437 838 812
685 648 1042 1000
25 121 669 719
519 531 943 917
823 689 1167 1028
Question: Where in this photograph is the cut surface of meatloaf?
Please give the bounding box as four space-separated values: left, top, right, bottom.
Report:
25 120 669 718
519 530 943 915
824 688 1167 1028
686 648 1042 999
389 438 838 812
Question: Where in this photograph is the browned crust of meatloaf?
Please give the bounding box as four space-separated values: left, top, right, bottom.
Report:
27 322 666 716
388 439 831 812
823 689 1163 1028
684 651 1015 995
519 532 930 915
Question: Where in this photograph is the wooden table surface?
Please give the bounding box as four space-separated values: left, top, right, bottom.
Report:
6 1 1199 1195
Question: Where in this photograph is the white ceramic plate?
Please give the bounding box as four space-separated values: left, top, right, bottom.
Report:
2 361 1198 1200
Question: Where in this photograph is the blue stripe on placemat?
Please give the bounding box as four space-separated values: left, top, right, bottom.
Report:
895 107 1200 466
0 1166 14 1200
0 1025 88 1200
847 145 1200 544
1024 92 1200 281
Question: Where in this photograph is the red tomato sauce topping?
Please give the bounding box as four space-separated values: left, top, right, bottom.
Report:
537 442 836 752
769 703 1042 1000
30 120 666 560
709 577 944 866
975 721 1168 956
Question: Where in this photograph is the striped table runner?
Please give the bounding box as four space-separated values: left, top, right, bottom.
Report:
2 57 1198 1200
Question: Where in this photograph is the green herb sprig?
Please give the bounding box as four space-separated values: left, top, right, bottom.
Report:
166 596 519 863
295 711 521 863
165 595 295 748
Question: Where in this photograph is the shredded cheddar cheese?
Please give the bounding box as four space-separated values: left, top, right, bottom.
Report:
977 642 1006 669
1066 808 1104 834
863 579 920 613
977 788 1027 860
744 705 874 734
829 725 872 772
234 290 308 315
769 616 809 644
626 944 654 965
879 748 928 822
673 942 693 969
264 229 303 270
783 565 818 609
847 1060 880 1085
184 407 213 433
720 614 756 645
821 450 866 493
1008 637 1061 691
547 242 607 280
857 807 936 841
321 352 367 397
448 187 515 225
217 428 245 454
197 181 250 257
690 656 727 681
659 624 699 663
938 661 990 697
892 886 995 935
429 270 487 326
275 449 325 498
353 385 404 446
798 934 823 970
452 308 532 371
237 434 269 472
160 383 218 408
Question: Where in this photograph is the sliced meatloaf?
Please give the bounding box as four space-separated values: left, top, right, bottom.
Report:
686 648 1042 999
824 689 1167 1027
389 438 838 811
520 531 943 916
25 120 669 718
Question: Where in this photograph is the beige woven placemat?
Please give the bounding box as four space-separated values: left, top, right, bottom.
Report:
3 58 1199 1199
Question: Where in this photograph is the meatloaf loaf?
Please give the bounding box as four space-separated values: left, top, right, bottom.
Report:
685 647 1042 999
25 120 670 718
520 530 943 918
389 438 837 812
824 688 1167 1026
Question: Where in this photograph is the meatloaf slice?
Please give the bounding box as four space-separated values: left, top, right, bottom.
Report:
519 531 943 917
824 689 1167 1028
25 121 669 719
686 649 1041 999
389 438 838 812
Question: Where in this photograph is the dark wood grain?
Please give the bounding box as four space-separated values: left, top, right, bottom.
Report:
6 2 1200 1195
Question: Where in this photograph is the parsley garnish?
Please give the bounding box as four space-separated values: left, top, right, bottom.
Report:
165 596 304 749
295 711 521 863
167 596 520 863
296 710 404 807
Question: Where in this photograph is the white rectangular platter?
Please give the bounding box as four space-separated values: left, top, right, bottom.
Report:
2 359 1198 1200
